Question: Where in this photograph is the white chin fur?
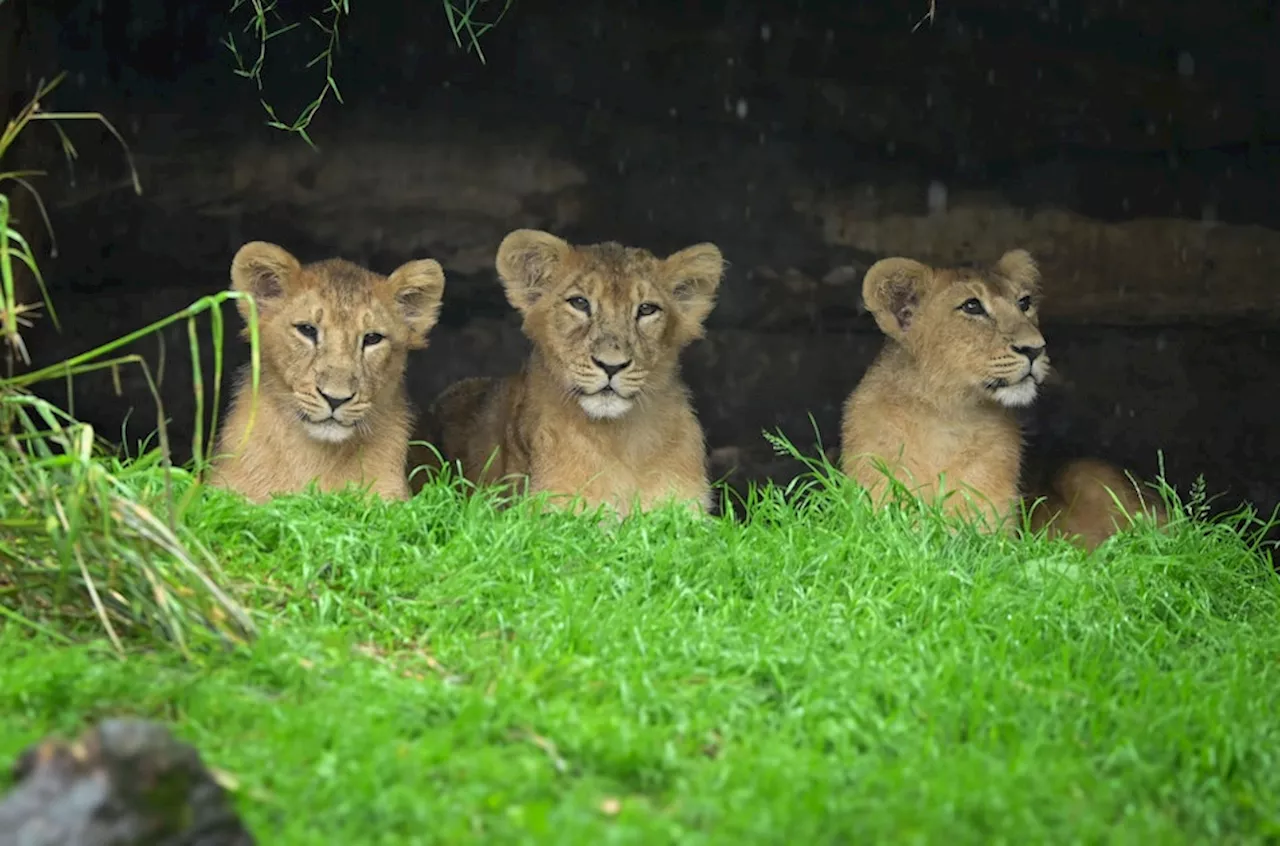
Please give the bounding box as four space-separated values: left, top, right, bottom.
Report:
578 392 635 420
992 378 1039 408
303 420 357 443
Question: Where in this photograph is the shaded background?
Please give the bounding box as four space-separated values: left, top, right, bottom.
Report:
4 0 1278 521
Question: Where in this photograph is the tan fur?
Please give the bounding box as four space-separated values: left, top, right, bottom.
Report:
210 241 445 503
428 228 723 516
1027 458 1169 551
840 250 1051 530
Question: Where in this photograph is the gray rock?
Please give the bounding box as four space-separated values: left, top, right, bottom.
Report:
0 719 254 846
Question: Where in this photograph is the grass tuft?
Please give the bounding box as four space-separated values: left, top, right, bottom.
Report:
0 397 255 656
1 79 256 659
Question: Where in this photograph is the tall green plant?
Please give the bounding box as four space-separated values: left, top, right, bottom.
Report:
0 75 256 657
1 74 138 367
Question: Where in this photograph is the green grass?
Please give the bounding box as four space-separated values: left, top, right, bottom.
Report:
2 465 1279 844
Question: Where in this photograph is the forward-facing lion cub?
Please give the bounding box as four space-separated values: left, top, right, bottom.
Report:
210 241 445 502
1027 458 1169 551
429 228 723 516
841 249 1050 530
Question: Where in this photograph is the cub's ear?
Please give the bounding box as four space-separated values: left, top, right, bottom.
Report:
495 229 573 314
861 257 933 339
387 258 446 349
663 242 724 331
230 241 301 321
994 248 1040 292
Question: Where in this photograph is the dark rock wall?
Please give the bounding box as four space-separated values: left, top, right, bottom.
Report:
6 0 1279 523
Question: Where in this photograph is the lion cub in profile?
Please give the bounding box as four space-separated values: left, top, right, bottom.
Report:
1027 458 1169 551
210 241 445 502
429 228 723 516
841 249 1050 530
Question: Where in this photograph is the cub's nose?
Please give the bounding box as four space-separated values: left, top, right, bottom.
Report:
318 390 354 411
592 358 632 379
1012 344 1045 363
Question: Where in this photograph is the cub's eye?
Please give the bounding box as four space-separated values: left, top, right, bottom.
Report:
295 323 319 341
566 296 591 315
636 302 661 318
362 332 385 348
958 298 987 316
1016 295 1033 313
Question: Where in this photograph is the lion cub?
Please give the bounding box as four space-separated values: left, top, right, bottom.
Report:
841 249 1050 530
1027 458 1169 550
428 228 723 516
210 241 445 502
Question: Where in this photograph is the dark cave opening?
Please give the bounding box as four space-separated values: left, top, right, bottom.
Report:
5 0 1279 528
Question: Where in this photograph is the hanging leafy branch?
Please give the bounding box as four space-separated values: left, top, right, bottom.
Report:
441 0 513 63
912 0 937 32
222 0 514 147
